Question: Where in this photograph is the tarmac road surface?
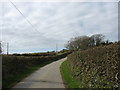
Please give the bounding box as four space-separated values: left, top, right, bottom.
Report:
13 58 66 88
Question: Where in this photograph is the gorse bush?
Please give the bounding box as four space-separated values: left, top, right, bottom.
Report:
67 41 119 88
13 52 56 56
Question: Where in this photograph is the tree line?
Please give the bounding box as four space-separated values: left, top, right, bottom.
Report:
65 34 113 51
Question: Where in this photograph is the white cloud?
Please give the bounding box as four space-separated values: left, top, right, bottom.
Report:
0 0 119 2
0 2 118 53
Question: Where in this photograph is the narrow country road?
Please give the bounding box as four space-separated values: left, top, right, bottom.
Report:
13 58 66 88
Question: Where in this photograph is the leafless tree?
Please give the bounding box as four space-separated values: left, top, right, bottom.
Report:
65 35 92 51
65 34 105 51
91 34 105 46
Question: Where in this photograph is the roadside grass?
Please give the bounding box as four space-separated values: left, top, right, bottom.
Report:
60 60 84 89
3 60 53 88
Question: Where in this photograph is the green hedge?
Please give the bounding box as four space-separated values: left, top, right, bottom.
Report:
2 52 71 88
67 42 119 88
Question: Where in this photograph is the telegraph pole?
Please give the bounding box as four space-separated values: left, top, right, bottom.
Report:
7 43 9 55
0 42 2 54
56 44 58 52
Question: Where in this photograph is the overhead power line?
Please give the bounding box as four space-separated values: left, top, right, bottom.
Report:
9 0 40 33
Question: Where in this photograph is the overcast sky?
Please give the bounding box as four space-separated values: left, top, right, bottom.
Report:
0 0 118 54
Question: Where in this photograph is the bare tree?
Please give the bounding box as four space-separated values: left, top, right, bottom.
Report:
65 35 92 51
91 34 105 46
65 34 106 51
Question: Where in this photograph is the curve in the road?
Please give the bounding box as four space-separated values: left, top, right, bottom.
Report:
13 58 66 88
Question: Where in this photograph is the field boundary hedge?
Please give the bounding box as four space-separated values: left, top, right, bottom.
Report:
2 52 71 88
67 42 119 88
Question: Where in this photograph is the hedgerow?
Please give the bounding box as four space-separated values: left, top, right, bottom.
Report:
67 41 119 88
2 51 71 88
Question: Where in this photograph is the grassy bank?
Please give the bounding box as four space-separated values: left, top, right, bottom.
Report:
60 60 83 88
3 60 53 88
61 42 119 88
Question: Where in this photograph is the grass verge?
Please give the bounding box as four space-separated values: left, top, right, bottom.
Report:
60 60 83 88
3 60 53 88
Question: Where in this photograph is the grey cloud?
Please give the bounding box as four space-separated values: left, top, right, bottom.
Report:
1 2 118 53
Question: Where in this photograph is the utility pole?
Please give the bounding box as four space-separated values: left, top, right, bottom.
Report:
56 44 58 52
0 42 2 54
7 43 9 55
